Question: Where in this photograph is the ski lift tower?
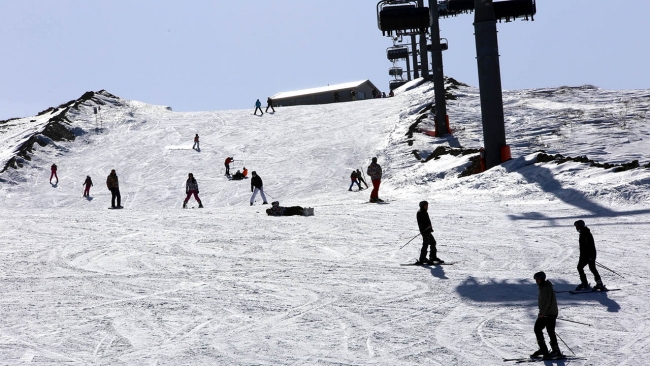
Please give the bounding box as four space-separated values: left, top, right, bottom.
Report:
438 0 536 169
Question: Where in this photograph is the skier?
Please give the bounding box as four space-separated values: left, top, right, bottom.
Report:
82 175 93 197
348 170 362 191
366 157 383 203
350 88 357 101
265 97 275 113
574 220 607 291
193 134 200 150
250 171 268 206
254 99 263 115
266 201 305 216
531 271 562 359
356 169 368 189
389 90 394 97
183 173 203 208
224 157 234 176
50 163 58 184
333 91 341 102
417 201 443 264
242 167 249 177
231 170 245 180
106 169 122 209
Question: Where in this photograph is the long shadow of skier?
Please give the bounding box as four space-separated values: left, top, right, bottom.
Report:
455 277 620 312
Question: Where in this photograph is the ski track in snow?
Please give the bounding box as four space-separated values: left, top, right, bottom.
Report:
0 82 650 364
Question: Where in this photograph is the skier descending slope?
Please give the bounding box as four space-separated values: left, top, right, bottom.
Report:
50 163 58 184
82 176 93 197
366 157 383 203
574 220 607 291
183 173 203 208
250 171 268 206
416 201 443 264
531 272 562 359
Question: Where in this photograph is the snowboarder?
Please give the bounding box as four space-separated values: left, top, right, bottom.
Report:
350 88 357 101
574 220 607 291
106 169 122 209
366 157 383 203
242 167 248 177
183 173 203 208
82 175 93 197
224 157 234 176
231 170 245 180
193 134 200 150
266 201 305 216
356 169 368 189
250 171 268 206
265 97 275 113
254 99 263 115
50 163 58 184
348 170 362 191
531 271 562 359
417 201 443 264
333 91 341 102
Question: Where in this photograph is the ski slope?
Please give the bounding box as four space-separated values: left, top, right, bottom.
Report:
1 81 650 365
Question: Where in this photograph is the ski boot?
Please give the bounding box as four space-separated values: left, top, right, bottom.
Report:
546 342 563 359
575 283 591 291
592 280 607 292
198 203 204 208
183 202 187 209
431 257 445 264
262 201 268 205
530 340 549 358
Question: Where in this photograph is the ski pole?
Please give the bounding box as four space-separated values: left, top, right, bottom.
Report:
361 167 369 188
555 332 576 356
263 190 275 200
595 261 625 279
399 233 421 250
557 318 592 327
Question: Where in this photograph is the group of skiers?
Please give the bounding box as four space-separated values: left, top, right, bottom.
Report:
415 197 609 360
254 98 275 115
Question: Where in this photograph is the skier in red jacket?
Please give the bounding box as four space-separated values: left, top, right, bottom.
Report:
224 157 234 176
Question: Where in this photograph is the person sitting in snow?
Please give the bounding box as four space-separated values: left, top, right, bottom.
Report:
242 167 248 177
231 170 245 180
266 201 304 216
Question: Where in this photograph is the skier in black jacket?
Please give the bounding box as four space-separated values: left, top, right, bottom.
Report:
250 171 268 206
574 220 606 291
531 271 562 359
416 201 443 264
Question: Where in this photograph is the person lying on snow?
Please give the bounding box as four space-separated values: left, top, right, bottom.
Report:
266 201 305 216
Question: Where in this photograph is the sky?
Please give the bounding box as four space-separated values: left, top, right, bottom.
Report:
1 0 649 120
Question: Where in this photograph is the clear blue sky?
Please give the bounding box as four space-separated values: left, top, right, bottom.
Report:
1 0 649 120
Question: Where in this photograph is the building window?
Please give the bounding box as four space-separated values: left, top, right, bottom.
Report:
358 91 365 100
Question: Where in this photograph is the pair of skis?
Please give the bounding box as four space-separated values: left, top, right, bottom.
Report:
400 260 456 266
504 355 586 363
555 288 620 295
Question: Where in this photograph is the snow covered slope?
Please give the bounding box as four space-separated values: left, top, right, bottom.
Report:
1 81 649 365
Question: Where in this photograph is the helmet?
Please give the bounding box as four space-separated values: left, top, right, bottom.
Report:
574 220 585 229
533 271 546 282
419 201 428 208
